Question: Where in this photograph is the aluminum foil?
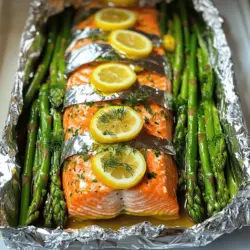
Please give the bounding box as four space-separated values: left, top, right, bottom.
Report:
65 42 170 76
67 27 162 53
64 84 173 110
0 0 250 249
61 131 175 163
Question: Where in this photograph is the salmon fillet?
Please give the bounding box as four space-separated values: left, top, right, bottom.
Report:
62 6 179 220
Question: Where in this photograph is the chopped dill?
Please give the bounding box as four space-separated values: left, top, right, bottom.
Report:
85 102 94 107
103 130 116 137
144 103 153 114
67 128 73 133
88 32 108 42
97 106 127 124
134 108 141 113
97 105 105 109
84 155 90 162
153 150 161 157
77 173 85 180
73 127 80 136
147 172 157 179
144 117 150 124
125 92 149 107
146 74 155 83
102 153 134 176
129 147 137 154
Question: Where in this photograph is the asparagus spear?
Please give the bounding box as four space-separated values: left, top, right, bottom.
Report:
24 33 45 89
197 48 204 83
44 110 66 227
211 102 229 206
179 0 189 56
174 7 190 168
49 34 61 88
32 128 41 181
49 9 73 108
26 84 52 225
19 100 39 225
197 167 205 197
24 16 58 107
173 1 189 171
226 159 238 201
173 14 184 97
44 193 53 228
174 66 189 169
185 33 204 223
198 107 220 215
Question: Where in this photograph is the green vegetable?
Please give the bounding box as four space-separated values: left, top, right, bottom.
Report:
49 8 73 108
24 16 58 107
173 14 184 97
44 110 67 227
26 84 52 225
195 23 229 208
24 33 45 89
198 107 220 215
185 33 204 223
19 100 39 225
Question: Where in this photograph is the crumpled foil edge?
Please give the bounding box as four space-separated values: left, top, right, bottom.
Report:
0 0 249 249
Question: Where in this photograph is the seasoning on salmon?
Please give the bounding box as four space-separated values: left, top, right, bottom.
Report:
62 6 179 220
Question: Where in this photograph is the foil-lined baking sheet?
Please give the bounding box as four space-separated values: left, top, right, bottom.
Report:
64 84 173 110
0 0 250 249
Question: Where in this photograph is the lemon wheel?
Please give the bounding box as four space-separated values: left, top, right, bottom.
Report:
94 8 136 31
92 146 146 189
110 29 153 59
91 63 137 93
90 106 144 143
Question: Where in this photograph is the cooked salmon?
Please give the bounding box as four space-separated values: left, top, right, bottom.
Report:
62 6 179 220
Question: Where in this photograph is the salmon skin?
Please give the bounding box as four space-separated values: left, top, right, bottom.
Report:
62 5 179 220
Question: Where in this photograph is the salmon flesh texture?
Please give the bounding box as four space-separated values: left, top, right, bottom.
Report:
62 6 179 220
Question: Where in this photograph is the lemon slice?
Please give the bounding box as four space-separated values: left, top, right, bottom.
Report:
90 106 143 143
92 146 146 189
110 29 153 59
94 8 136 31
91 63 137 93
102 0 137 7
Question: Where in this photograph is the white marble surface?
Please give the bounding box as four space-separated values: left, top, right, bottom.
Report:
0 0 249 249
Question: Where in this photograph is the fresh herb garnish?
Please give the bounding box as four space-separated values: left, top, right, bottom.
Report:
77 173 85 180
85 102 94 107
103 153 134 175
144 117 150 124
103 130 116 137
153 150 161 157
146 74 155 83
147 171 157 179
98 107 127 124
